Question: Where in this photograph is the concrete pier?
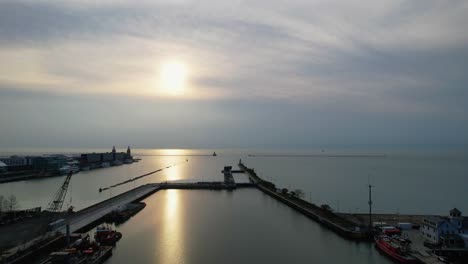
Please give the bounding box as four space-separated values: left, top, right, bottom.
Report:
239 162 369 240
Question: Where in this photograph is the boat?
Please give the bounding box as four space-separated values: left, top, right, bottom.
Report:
101 162 110 168
59 161 80 175
374 234 418 263
213 152 217 156
94 226 122 245
41 234 113 264
104 202 146 224
112 160 123 166
124 159 133 164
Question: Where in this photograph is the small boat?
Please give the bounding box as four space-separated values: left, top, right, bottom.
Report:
101 162 110 168
105 202 146 224
374 234 418 263
213 152 217 156
94 226 122 245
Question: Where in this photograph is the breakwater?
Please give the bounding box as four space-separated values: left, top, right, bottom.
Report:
239 162 369 240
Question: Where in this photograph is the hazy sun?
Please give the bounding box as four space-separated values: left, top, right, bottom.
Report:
160 61 187 95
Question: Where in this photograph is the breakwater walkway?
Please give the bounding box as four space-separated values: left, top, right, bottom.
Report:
67 181 255 234
239 162 369 240
1 179 254 263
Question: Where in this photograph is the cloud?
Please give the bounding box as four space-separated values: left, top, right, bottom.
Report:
0 0 467 148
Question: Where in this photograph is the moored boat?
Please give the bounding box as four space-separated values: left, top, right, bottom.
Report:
374 234 418 263
94 226 122 245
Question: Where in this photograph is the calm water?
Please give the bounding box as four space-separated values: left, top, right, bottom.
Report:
106 189 392 264
1 148 467 263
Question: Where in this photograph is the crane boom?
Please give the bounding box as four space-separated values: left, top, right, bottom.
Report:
46 171 73 212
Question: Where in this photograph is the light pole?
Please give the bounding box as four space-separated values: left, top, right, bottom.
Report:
368 184 373 229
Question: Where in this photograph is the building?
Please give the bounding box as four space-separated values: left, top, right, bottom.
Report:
0 161 7 172
421 208 468 244
31 155 68 172
80 146 133 167
0 156 33 166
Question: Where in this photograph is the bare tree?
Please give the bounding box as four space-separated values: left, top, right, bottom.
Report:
0 195 4 214
6 194 19 212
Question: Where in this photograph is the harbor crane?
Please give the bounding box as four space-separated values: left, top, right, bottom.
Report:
46 171 73 212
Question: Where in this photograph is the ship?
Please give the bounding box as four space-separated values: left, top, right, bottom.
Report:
58 161 80 175
374 234 418 263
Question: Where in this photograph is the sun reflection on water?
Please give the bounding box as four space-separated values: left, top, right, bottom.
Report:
157 190 185 264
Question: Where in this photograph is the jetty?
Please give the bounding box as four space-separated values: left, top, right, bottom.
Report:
239 162 369 240
67 182 255 234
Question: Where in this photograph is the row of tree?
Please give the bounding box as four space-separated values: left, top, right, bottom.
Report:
0 194 19 213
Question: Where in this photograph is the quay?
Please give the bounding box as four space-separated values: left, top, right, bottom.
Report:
1 179 254 264
68 181 255 233
238 162 369 240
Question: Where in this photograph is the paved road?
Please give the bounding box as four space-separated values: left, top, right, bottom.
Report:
62 184 160 233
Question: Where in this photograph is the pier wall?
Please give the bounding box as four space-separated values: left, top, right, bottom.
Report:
239 163 369 240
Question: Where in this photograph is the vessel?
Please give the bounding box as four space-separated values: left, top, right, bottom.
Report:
374 234 418 263
94 226 122 245
59 161 80 175
112 160 123 166
104 202 146 224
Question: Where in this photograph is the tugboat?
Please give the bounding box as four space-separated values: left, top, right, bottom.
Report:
94 226 122 245
374 234 418 263
41 234 113 264
212 152 217 156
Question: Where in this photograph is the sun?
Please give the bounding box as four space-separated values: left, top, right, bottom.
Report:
160 61 187 95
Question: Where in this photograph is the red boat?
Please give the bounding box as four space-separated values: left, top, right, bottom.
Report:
374 234 418 263
94 226 123 245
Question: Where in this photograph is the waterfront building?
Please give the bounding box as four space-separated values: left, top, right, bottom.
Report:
31 155 68 172
80 146 133 167
0 156 33 166
0 161 6 172
421 208 468 244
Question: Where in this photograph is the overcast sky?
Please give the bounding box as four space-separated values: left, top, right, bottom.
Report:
0 0 467 150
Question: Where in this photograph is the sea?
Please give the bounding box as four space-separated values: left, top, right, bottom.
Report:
1 148 467 264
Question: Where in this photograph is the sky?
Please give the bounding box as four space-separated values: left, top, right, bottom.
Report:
0 0 467 150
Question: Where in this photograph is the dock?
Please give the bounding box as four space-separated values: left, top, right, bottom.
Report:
67 181 255 233
239 162 369 240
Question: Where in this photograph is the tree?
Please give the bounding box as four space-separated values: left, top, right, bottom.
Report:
293 189 305 199
281 188 289 195
5 195 19 212
321 204 332 212
0 195 4 214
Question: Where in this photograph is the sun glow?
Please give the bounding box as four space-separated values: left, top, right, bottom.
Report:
159 61 187 95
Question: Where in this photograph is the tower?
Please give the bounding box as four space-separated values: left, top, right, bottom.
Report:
112 146 116 160
127 146 131 158
449 208 463 229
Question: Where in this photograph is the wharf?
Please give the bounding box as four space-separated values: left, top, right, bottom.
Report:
67 181 254 234
239 162 369 240
2 180 253 264
341 213 427 228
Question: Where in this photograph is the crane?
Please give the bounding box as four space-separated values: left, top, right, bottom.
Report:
46 171 73 212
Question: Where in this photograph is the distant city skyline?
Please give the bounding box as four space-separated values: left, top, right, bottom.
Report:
1 1 467 149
